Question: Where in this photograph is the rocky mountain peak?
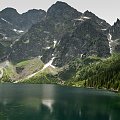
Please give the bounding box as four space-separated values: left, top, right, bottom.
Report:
0 1 119 67
83 10 110 29
0 7 19 16
21 9 46 30
83 10 102 22
46 1 81 22
0 7 21 29
113 18 120 26
107 18 120 53
0 7 46 62
22 9 46 15
109 18 120 35
84 10 95 17
116 18 120 22
55 1 70 6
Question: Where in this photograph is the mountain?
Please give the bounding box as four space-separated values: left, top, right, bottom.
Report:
0 8 46 62
107 19 120 53
83 10 110 30
9 1 111 67
46 1 82 22
0 8 21 46
20 9 46 30
8 1 82 63
53 20 110 66
0 1 120 92
0 7 46 30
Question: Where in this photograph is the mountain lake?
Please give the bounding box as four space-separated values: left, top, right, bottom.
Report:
0 84 120 120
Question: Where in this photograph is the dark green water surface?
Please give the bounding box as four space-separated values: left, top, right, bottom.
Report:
0 84 120 120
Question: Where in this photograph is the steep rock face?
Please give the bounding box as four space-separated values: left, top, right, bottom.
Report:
0 8 21 28
52 20 110 67
108 19 120 52
9 1 82 62
9 1 111 66
0 8 46 30
109 19 120 39
0 8 46 61
83 10 110 30
21 9 46 30
0 43 7 59
0 8 20 43
9 21 55 62
42 5 111 66
0 8 46 39
47 1 82 22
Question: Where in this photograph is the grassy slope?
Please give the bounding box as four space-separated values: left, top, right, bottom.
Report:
19 66 59 84
0 57 59 84
0 61 18 83
1 54 120 92
15 57 44 79
0 57 44 82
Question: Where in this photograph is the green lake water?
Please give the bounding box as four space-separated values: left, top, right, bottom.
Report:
0 84 120 120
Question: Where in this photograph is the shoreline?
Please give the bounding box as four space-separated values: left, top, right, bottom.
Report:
0 82 119 94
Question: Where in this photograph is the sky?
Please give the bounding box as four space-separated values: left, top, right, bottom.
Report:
0 0 120 25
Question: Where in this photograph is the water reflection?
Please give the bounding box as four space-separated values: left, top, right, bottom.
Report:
0 84 120 120
42 100 54 113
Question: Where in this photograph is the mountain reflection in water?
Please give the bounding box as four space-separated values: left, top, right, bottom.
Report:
0 84 120 120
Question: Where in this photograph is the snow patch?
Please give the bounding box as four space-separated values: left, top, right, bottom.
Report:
74 18 84 21
10 39 19 48
18 30 24 33
58 41 60 45
41 57 56 71
26 72 38 79
45 47 51 49
13 29 17 32
4 37 8 39
82 16 91 19
38 56 42 59
43 31 50 34
107 33 114 54
0 34 8 40
1 18 12 25
53 40 57 48
108 33 112 40
101 29 107 31
25 57 56 79
74 16 90 21
80 54 83 58
107 33 120 54
13 29 24 33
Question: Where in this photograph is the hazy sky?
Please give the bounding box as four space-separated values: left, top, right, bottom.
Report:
0 0 120 25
